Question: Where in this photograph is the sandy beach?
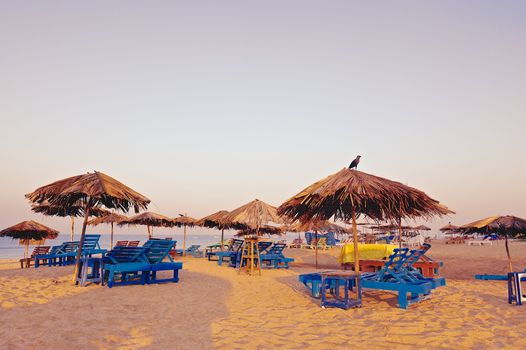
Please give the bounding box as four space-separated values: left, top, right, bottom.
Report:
1 241 525 350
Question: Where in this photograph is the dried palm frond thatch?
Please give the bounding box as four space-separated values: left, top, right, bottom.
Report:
278 168 452 223
439 222 459 233
119 212 174 239
460 215 526 271
222 199 285 232
286 220 350 234
0 220 59 259
88 213 128 248
196 210 231 250
196 210 230 229
31 203 110 241
25 171 150 284
278 168 453 271
26 172 150 213
172 215 197 254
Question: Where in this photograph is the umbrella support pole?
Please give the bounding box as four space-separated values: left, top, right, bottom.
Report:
351 209 360 272
70 216 75 242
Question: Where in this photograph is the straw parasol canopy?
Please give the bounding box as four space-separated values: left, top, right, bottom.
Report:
235 224 283 236
88 213 128 248
0 220 59 259
222 199 285 232
440 222 458 234
119 212 174 239
460 215 526 271
31 203 110 241
26 171 150 283
415 225 431 231
173 214 197 254
278 168 453 271
196 210 230 250
286 220 350 234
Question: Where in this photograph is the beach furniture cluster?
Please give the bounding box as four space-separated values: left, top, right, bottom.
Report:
34 234 107 267
20 245 50 268
102 239 182 288
300 243 445 309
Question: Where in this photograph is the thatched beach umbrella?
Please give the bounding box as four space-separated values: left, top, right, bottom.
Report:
289 219 350 269
440 222 458 234
223 199 286 275
26 171 150 283
222 199 285 232
0 220 59 260
31 203 110 241
119 211 174 240
173 214 196 255
278 168 452 272
88 213 128 248
196 210 230 250
460 215 526 271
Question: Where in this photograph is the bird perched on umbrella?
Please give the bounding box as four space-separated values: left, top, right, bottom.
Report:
349 155 361 169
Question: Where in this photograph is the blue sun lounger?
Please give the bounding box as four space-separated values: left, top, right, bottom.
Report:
34 244 65 267
215 239 244 266
259 243 294 269
232 241 275 268
143 240 183 284
361 243 445 309
102 240 183 287
102 246 151 287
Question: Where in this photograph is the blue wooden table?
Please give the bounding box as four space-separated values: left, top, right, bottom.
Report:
320 271 362 310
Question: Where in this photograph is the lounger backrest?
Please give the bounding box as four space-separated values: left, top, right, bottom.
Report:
105 246 149 264
403 243 431 271
230 239 244 252
143 240 176 263
83 234 101 250
115 241 128 247
31 246 50 257
127 240 140 247
375 248 410 281
257 241 273 254
48 245 63 255
187 245 200 252
264 243 287 256
59 241 80 253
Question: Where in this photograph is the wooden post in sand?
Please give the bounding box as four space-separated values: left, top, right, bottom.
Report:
351 209 360 272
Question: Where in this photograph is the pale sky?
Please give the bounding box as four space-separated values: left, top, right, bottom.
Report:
1 1 525 235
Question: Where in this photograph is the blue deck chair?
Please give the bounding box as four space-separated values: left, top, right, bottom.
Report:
143 240 183 284
361 244 444 309
47 241 80 266
259 243 294 269
216 239 244 266
232 240 274 268
81 234 107 256
102 246 151 287
34 245 64 268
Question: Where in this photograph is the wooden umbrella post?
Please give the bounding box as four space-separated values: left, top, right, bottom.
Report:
110 222 114 248
183 224 187 256
505 234 513 272
73 204 91 285
315 230 318 270
70 216 75 241
398 218 403 248
220 228 224 251
351 208 359 272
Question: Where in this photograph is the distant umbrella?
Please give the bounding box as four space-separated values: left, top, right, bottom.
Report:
119 212 174 239
460 215 526 271
415 225 431 231
26 171 150 284
88 213 128 248
440 222 459 234
31 203 110 241
279 168 453 272
173 214 197 254
0 220 59 260
196 210 230 250
222 199 285 233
